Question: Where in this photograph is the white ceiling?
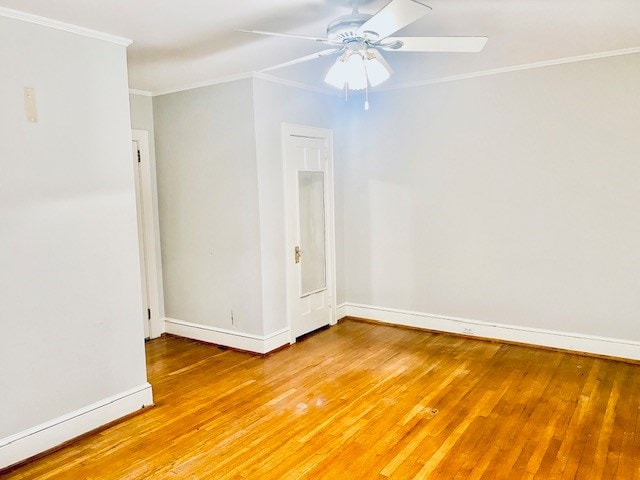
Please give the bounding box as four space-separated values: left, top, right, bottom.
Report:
2 0 640 94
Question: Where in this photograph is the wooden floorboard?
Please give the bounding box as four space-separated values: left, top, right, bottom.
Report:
4 319 640 479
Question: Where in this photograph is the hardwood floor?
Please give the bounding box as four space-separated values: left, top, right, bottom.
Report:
4 318 640 479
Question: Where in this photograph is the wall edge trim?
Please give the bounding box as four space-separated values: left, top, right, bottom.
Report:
378 46 640 92
0 6 132 46
135 46 640 97
129 89 153 97
0 383 153 469
343 303 640 361
151 73 255 97
253 72 338 96
149 72 337 98
164 318 290 354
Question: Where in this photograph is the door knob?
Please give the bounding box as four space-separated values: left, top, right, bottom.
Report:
295 246 303 264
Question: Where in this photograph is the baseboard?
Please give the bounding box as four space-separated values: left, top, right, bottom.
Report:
0 383 153 470
164 318 290 354
336 303 348 320
263 328 292 353
343 303 640 361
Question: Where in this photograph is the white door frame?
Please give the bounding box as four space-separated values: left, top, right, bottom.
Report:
282 123 337 344
132 129 163 339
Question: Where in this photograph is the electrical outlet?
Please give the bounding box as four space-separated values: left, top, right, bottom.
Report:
462 327 474 335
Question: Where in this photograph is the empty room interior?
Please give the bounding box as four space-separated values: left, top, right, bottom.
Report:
1 0 640 478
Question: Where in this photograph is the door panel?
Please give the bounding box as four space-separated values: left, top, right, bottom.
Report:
298 171 326 296
132 140 151 339
284 125 336 340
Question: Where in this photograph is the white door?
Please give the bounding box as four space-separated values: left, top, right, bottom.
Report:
283 124 337 340
132 130 162 339
132 139 151 339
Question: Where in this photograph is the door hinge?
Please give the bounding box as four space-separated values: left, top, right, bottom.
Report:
137 149 141 163
147 308 151 320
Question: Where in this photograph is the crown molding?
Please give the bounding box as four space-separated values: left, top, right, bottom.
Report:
0 6 132 46
129 89 153 97
151 72 255 97
135 45 640 98
378 46 640 92
252 72 338 96
148 72 337 97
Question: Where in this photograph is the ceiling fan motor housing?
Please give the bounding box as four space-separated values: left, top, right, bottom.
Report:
327 13 374 42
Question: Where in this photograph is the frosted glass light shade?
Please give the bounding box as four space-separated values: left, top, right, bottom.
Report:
324 53 367 91
324 49 392 91
324 58 347 89
344 54 367 91
365 56 391 87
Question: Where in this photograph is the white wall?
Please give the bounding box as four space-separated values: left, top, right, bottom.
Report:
152 77 341 344
148 54 640 355
0 15 151 467
152 79 264 335
341 54 640 342
130 94 157 168
252 78 341 335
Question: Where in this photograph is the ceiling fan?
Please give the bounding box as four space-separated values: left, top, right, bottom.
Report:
240 0 487 103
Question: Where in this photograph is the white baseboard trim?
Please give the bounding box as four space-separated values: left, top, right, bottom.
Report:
0 383 153 470
336 303 348 320
343 303 640 361
263 328 292 353
164 318 290 354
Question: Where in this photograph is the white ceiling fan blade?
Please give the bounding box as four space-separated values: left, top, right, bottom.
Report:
260 49 340 73
238 29 339 46
357 0 432 41
382 36 488 52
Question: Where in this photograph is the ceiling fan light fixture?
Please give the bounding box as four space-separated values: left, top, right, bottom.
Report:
344 53 368 90
247 0 488 92
325 47 392 91
324 55 348 89
324 51 368 91
364 52 391 87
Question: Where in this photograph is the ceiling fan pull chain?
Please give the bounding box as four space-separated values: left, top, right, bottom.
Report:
364 83 370 111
